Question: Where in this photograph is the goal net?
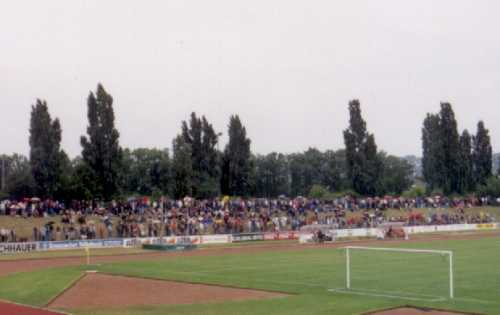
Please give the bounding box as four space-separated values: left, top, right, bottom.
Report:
332 246 454 301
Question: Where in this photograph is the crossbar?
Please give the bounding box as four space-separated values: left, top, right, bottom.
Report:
345 246 452 255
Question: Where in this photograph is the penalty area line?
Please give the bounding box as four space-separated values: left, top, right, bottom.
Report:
328 288 446 302
453 297 500 305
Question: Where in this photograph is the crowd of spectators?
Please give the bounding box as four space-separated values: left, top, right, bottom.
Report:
0 195 497 243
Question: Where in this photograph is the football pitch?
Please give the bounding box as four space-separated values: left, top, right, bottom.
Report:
0 236 499 315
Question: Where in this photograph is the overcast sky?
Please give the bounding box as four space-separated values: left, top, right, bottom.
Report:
2 0 499 158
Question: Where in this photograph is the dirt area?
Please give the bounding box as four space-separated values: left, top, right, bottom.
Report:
0 230 499 277
0 300 67 315
364 306 480 315
48 273 288 309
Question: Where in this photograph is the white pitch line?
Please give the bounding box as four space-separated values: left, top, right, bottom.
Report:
331 286 446 299
168 269 327 288
328 288 446 303
169 262 332 275
454 297 500 305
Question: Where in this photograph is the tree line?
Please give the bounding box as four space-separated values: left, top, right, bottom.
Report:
1 84 498 201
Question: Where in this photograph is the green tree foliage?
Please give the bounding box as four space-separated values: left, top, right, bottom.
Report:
343 100 382 196
422 113 442 191
0 154 35 199
80 84 123 200
122 148 172 197
472 121 493 186
172 135 193 199
252 150 347 198
253 153 290 198
65 157 94 201
422 104 493 195
221 115 252 196
181 113 220 198
364 134 383 195
55 151 74 200
289 148 346 197
477 176 500 197
29 100 66 198
378 153 414 195
458 130 474 193
422 103 465 194
324 149 348 191
438 102 461 194
498 155 500 176
125 148 171 196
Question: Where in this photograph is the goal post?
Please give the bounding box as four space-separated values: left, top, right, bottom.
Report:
344 246 454 299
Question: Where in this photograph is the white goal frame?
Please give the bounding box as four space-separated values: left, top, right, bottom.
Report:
345 246 454 299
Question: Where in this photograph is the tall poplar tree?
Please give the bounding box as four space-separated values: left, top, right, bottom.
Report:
472 121 492 186
438 102 461 194
221 115 252 196
422 113 442 191
458 130 474 193
80 84 123 200
498 156 500 176
29 99 65 198
343 100 382 196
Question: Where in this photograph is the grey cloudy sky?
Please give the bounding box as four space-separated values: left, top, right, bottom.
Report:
2 0 499 158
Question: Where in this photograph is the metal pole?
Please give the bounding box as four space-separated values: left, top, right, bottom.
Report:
449 252 454 299
346 247 351 290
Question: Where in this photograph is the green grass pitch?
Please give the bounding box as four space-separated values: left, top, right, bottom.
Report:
0 236 499 315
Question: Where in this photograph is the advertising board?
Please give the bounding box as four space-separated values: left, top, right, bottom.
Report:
0 242 38 254
232 233 264 242
201 235 232 244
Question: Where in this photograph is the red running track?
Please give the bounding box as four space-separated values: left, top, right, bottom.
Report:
0 300 67 315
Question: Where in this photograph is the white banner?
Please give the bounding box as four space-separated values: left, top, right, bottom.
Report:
403 223 495 235
336 228 380 238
